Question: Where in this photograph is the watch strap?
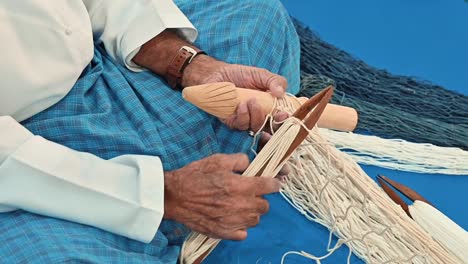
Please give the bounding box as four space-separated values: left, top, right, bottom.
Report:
166 46 205 90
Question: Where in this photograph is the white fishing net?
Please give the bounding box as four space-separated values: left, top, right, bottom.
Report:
180 98 461 264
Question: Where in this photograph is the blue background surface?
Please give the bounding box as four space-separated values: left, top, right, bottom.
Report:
281 0 468 95
277 0 468 228
207 1 468 263
206 168 467 264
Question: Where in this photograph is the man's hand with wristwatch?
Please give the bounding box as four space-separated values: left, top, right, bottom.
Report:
133 29 288 132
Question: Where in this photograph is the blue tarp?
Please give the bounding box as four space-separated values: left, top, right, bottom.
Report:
208 2 468 262
206 166 468 263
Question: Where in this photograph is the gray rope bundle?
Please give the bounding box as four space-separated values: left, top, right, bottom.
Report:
294 19 468 150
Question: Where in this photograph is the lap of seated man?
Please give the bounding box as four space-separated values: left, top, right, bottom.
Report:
0 0 300 262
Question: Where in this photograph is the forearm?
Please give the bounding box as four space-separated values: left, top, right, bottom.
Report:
133 30 193 75
133 30 225 87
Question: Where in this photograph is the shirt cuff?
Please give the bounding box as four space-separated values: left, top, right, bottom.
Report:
0 116 34 212
110 154 166 242
123 1 198 72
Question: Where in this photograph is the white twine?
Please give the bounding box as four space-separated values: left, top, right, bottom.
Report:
180 104 299 264
410 201 468 263
320 129 468 175
279 129 457 263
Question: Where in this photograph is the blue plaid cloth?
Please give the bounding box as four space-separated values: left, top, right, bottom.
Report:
0 0 299 262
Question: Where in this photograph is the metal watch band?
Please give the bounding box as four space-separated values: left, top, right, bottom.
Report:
165 46 205 90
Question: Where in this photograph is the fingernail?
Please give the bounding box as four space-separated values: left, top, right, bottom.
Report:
275 179 283 190
276 175 287 183
272 86 284 97
238 102 248 114
275 111 288 121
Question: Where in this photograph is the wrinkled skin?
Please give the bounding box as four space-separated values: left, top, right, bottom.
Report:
183 55 289 132
135 30 291 240
164 154 281 240
165 45 291 241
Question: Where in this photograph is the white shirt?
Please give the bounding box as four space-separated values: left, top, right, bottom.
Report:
0 0 197 243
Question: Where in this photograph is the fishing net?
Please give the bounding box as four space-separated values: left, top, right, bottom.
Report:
294 19 468 150
181 97 461 263
180 18 467 263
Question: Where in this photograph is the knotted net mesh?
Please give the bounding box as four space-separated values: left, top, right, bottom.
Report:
181 97 460 263
181 19 467 263
294 19 468 150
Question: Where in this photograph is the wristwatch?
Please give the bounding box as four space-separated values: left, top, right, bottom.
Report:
165 46 206 90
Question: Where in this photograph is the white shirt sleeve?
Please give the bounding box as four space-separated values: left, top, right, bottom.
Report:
83 0 198 71
0 0 194 243
0 116 164 243
0 2 94 122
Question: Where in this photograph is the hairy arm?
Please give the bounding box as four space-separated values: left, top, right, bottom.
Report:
133 30 288 131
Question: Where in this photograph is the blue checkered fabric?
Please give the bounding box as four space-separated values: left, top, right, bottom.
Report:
0 0 299 263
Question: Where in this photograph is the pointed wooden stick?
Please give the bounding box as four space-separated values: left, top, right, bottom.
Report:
182 82 359 131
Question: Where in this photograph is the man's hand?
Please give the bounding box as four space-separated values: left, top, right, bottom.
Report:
133 30 289 132
163 153 280 240
183 55 289 132
182 55 287 97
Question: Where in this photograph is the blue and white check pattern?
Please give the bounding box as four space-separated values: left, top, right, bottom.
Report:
0 0 300 262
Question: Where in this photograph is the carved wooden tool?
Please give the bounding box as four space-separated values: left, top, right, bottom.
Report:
377 175 433 218
182 82 358 131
